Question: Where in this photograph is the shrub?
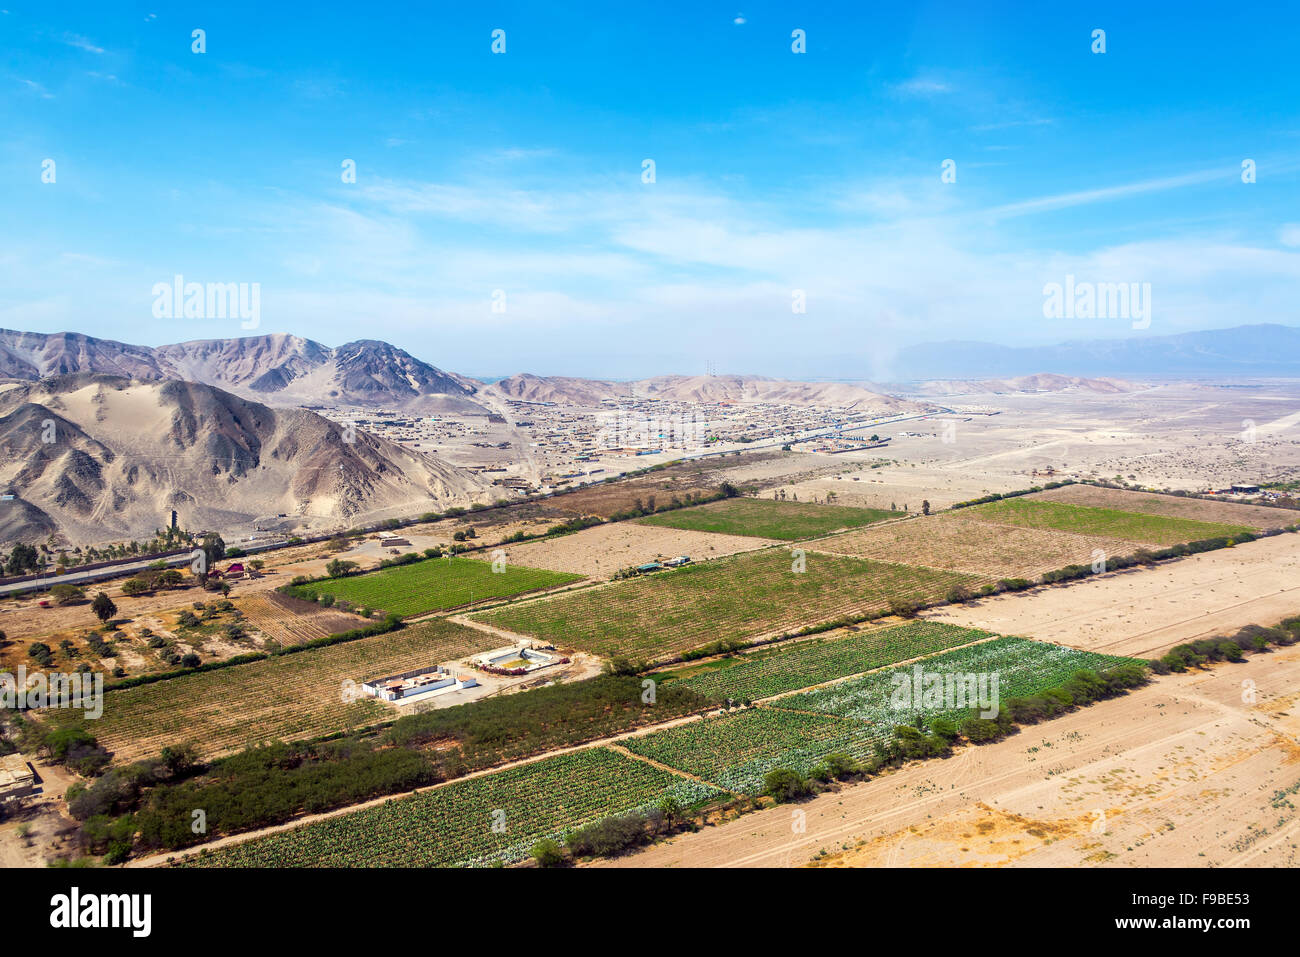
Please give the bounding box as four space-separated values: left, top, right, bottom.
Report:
531 838 564 868
887 595 920 619
566 812 650 858
763 767 813 802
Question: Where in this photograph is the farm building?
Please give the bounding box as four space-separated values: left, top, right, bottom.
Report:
0 753 36 801
362 665 478 702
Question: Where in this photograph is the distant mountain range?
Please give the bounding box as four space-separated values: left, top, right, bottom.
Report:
891 324 1300 380
0 330 486 413
486 372 922 411
891 373 1146 397
0 373 488 545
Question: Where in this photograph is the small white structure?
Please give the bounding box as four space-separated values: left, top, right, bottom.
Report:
362 665 477 702
472 645 559 673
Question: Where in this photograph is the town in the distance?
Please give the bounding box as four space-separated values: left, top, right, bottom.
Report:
1 321 1298 870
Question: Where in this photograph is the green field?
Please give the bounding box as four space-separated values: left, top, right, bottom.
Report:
626 637 1136 793
300 556 584 618
778 636 1133 730
637 497 902 540
43 619 500 762
967 498 1254 546
674 621 994 701
620 708 880 794
474 549 979 661
182 748 721 867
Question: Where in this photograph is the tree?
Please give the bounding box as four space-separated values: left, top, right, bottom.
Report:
763 768 811 803
121 578 151 597
325 558 359 578
91 592 117 623
921 500 931 516
199 534 225 573
5 542 39 576
49 583 86 606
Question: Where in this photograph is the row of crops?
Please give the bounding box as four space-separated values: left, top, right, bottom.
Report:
474 549 979 661
184 627 1138 866
966 498 1254 546
301 556 584 618
674 620 994 701
779 636 1132 727
625 637 1134 795
637 497 903 541
184 748 721 868
620 709 880 794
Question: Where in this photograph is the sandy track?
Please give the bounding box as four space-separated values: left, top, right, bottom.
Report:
594 645 1300 868
923 531 1300 658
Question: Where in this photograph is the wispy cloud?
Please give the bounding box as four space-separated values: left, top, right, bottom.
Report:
62 33 105 54
985 168 1233 219
892 77 953 97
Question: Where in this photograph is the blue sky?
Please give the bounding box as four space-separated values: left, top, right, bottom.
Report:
3 1 1299 378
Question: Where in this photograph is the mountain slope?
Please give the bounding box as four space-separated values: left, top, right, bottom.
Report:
0 329 488 413
0 374 490 546
490 372 922 411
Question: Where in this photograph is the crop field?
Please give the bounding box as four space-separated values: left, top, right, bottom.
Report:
503 521 773 578
299 556 584 618
620 708 880 794
674 621 994 701
1027 484 1297 530
813 512 1136 581
964 498 1254 546
42 619 500 762
637 496 902 540
776 636 1134 730
182 748 721 867
474 549 979 661
237 593 369 647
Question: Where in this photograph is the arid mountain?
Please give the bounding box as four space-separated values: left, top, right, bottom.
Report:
488 373 632 406
0 329 487 413
0 374 490 547
491 372 923 411
898 374 1147 396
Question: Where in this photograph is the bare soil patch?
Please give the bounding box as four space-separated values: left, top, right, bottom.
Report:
503 522 775 578
811 512 1133 583
925 531 1300 658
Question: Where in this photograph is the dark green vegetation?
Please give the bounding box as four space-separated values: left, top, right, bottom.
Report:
637 496 902 540
288 554 583 618
58 674 716 857
670 621 993 701
967 498 1254 545
180 748 721 867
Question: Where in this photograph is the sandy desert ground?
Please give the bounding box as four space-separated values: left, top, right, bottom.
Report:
927 531 1300 658
596 643 1300 868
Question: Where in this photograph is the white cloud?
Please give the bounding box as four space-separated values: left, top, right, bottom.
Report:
62 33 105 54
